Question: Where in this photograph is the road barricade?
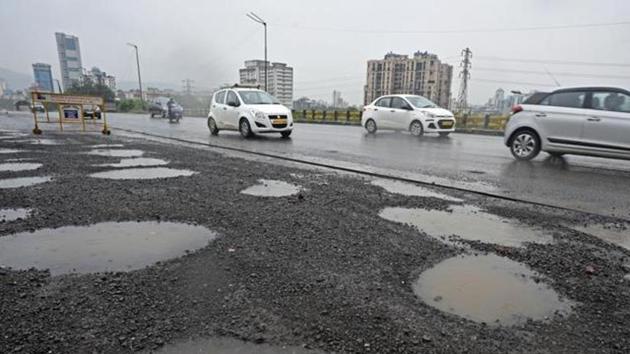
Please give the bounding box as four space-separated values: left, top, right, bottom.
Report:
30 92 111 135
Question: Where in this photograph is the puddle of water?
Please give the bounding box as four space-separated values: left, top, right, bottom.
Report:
0 208 31 222
97 158 169 168
14 139 60 145
379 205 552 247
0 221 217 275
87 149 145 157
0 148 27 154
241 179 301 197
571 223 630 251
156 337 321 354
371 179 463 202
413 254 573 326
0 162 43 172
89 167 196 180
91 144 125 148
0 176 52 189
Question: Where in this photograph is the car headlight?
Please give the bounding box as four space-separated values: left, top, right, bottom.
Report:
251 110 266 120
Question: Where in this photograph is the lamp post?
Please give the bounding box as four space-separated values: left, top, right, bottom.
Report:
246 12 267 92
126 42 144 107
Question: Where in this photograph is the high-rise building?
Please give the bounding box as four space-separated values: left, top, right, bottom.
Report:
55 32 83 90
364 51 453 108
32 63 54 92
493 88 505 110
239 60 294 107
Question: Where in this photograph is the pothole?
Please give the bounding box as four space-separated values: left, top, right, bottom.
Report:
89 167 196 180
96 158 169 168
413 254 574 326
379 205 552 247
155 337 322 354
87 149 145 157
0 221 217 275
91 144 125 148
0 176 52 189
570 222 630 251
0 162 43 172
240 179 301 197
371 179 463 202
0 208 31 222
0 148 28 154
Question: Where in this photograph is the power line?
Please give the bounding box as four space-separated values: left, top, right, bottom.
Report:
271 20 630 34
476 56 630 68
471 78 557 87
474 67 630 80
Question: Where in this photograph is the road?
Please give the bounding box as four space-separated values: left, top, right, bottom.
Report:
5 111 630 218
104 113 630 219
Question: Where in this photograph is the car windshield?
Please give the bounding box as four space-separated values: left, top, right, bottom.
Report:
405 95 438 108
238 91 280 105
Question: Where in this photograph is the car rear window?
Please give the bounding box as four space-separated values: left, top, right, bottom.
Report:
523 92 549 105
540 91 585 109
375 97 391 107
215 91 226 104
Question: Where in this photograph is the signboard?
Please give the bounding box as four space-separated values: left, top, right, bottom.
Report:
33 92 103 106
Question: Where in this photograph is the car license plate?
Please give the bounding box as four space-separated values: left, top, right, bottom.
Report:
272 119 287 124
442 121 453 127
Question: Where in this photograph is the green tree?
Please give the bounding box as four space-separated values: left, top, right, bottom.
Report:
65 81 115 102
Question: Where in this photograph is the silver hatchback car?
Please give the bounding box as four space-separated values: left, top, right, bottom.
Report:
504 87 630 161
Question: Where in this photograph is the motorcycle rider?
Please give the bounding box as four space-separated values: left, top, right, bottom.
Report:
167 98 176 118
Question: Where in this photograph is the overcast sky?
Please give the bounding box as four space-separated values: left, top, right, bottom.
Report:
1 0 629 105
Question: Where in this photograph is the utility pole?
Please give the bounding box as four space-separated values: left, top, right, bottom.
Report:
457 47 472 113
126 43 144 107
246 12 268 92
182 79 194 95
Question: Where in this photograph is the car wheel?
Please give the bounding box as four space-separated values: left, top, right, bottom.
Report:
162 112 166 118
409 120 424 137
365 119 377 134
150 112 154 118
510 130 541 161
239 118 253 138
281 130 292 139
439 132 450 138
208 117 219 135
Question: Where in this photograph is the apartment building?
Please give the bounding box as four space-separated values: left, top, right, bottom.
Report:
239 60 294 107
364 51 453 108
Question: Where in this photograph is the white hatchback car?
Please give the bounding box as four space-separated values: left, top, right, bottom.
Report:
207 87 293 138
504 87 630 161
361 95 456 137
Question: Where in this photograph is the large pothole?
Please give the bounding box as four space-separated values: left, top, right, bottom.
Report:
89 167 196 180
0 176 52 189
413 254 574 326
241 179 301 197
379 205 552 247
0 162 43 172
0 221 217 275
87 149 145 157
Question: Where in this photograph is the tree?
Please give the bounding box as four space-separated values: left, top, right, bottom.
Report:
65 80 115 102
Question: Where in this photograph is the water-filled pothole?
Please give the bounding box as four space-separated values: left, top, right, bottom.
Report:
371 179 463 202
379 205 552 247
87 149 145 157
241 179 301 197
89 167 196 180
570 223 630 251
91 144 125 148
413 254 573 326
0 162 43 172
0 221 217 275
97 158 169 168
0 148 27 154
156 337 321 354
0 176 52 189
0 208 31 222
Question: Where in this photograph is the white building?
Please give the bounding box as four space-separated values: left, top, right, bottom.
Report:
55 32 83 90
239 60 294 107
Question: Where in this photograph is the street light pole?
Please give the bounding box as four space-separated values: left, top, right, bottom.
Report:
246 12 268 92
126 43 144 107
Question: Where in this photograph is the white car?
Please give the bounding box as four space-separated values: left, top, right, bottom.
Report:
504 87 630 161
361 95 456 137
207 87 293 138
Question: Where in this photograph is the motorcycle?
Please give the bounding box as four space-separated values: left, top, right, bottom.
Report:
168 105 183 123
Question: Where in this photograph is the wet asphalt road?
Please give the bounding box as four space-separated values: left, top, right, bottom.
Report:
104 113 630 219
